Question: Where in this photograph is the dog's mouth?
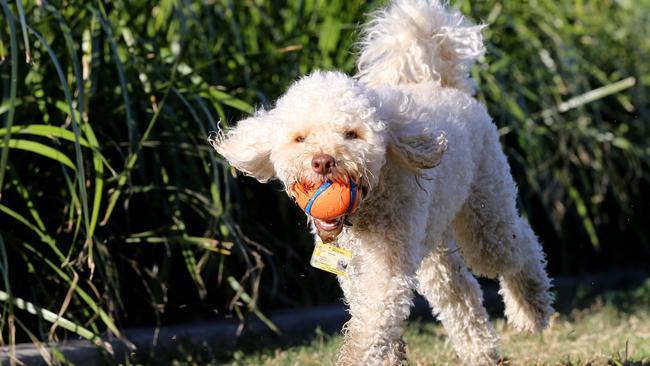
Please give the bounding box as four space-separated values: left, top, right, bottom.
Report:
312 179 367 243
313 216 345 243
294 172 369 243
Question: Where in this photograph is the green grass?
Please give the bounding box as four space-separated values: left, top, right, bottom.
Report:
147 280 650 366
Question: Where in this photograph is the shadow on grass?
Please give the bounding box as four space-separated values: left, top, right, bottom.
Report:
139 327 339 365
136 270 650 365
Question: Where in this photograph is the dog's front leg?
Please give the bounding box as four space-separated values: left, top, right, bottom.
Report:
336 241 415 366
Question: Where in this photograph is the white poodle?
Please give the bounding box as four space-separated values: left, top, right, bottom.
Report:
212 0 554 364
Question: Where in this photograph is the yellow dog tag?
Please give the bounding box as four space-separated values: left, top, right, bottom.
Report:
310 241 352 276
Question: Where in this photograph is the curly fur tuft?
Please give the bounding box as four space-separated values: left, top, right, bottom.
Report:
357 0 485 94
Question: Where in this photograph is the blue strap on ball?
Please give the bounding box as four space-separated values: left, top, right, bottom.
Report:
347 180 357 214
305 180 332 216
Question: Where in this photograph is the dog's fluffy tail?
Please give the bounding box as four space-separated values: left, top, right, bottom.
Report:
357 0 485 94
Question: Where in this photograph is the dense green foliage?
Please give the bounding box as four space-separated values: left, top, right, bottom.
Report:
466 0 650 271
0 0 648 357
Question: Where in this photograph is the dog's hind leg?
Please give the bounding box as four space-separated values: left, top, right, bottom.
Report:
416 236 499 366
452 130 554 333
498 217 555 332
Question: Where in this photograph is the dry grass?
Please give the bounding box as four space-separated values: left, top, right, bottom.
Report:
406 303 650 366
154 284 650 366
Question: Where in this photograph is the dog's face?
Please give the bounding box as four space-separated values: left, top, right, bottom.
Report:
212 71 447 241
269 72 387 192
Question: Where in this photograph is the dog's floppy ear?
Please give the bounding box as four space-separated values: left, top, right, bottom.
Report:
387 129 448 174
209 115 275 182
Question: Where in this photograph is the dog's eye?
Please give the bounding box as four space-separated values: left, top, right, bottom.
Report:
344 130 359 140
294 135 305 143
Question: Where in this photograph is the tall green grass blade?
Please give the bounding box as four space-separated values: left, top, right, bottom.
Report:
202 87 254 114
0 203 65 268
82 126 104 250
0 0 18 200
3 139 76 169
171 90 225 216
125 235 232 255
8 168 46 232
194 97 224 213
0 232 13 350
0 124 91 147
227 276 279 334
14 0 31 63
46 3 109 275
0 35 5 61
532 77 637 122
0 122 116 174
0 290 112 352
21 243 133 349
318 16 342 54
60 167 83 259
180 244 207 299
26 26 92 270
0 99 22 115
93 5 138 154
0 223 11 288
101 60 180 225
78 20 107 247
568 186 600 249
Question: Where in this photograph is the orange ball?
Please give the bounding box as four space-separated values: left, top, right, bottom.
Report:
292 180 359 220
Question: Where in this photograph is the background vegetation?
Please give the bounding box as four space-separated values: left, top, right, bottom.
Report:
0 0 648 359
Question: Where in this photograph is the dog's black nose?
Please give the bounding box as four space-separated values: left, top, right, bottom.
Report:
311 154 336 174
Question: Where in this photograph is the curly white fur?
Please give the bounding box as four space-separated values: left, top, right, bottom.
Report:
212 1 554 365
358 0 485 94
